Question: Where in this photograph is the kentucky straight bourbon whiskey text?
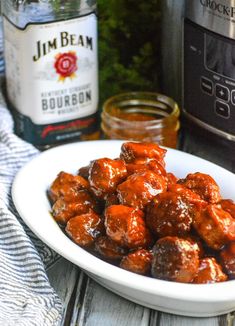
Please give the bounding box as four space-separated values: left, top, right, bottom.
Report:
2 0 99 148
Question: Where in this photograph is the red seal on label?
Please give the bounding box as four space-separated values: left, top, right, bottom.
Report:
54 51 78 81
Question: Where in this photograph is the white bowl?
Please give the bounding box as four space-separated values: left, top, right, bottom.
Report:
12 140 235 317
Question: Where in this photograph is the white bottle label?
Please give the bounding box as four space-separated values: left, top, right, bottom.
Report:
3 13 98 125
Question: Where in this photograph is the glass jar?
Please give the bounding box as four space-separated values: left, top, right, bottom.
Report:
101 92 180 148
2 0 99 149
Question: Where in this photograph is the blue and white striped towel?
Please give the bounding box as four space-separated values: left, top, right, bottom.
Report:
0 85 62 325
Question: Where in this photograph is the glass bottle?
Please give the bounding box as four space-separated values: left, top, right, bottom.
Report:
2 0 99 148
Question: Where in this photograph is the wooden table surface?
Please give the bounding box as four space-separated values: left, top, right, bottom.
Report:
47 127 235 326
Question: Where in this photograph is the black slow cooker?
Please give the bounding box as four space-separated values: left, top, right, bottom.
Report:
184 0 235 142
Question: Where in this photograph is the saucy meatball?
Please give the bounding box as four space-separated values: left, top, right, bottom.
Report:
48 171 89 203
193 204 235 250
219 199 235 219
166 172 178 187
95 236 127 261
178 172 221 203
126 159 167 178
184 234 204 258
104 205 152 249
77 164 90 179
146 189 202 237
220 242 235 279
52 190 99 225
168 184 207 208
89 158 127 199
151 236 200 283
117 170 167 210
120 141 166 166
65 211 104 247
193 257 227 284
120 249 153 275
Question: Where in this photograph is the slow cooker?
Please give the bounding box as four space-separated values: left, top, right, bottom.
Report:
184 0 235 142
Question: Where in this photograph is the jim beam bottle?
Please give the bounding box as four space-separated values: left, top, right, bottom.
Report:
2 0 99 148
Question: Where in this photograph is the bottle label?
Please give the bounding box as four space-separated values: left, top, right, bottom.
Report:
3 13 98 145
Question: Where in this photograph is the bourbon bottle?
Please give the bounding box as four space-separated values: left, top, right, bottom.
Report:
2 0 99 148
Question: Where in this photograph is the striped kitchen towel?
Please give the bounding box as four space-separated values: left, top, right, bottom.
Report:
0 87 62 325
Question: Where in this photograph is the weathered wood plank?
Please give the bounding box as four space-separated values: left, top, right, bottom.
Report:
38 254 235 326
156 313 220 326
47 257 81 326
227 313 235 326
73 278 151 326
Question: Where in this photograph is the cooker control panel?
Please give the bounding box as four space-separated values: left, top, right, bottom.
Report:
184 19 235 135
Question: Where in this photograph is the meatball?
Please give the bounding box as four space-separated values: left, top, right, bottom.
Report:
168 184 207 208
184 234 204 258
126 159 167 178
220 242 235 279
178 172 221 203
95 236 127 261
89 158 127 199
77 164 90 179
104 205 152 249
146 190 198 237
52 190 99 225
48 171 89 203
193 204 235 250
193 257 227 284
166 172 178 187
219 199 235 219
151 236 200 283
120 141 166 166
120 249 153 275
117 170 167 210
65 211 104 247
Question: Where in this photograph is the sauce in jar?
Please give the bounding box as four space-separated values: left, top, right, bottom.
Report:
101 92 180 148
